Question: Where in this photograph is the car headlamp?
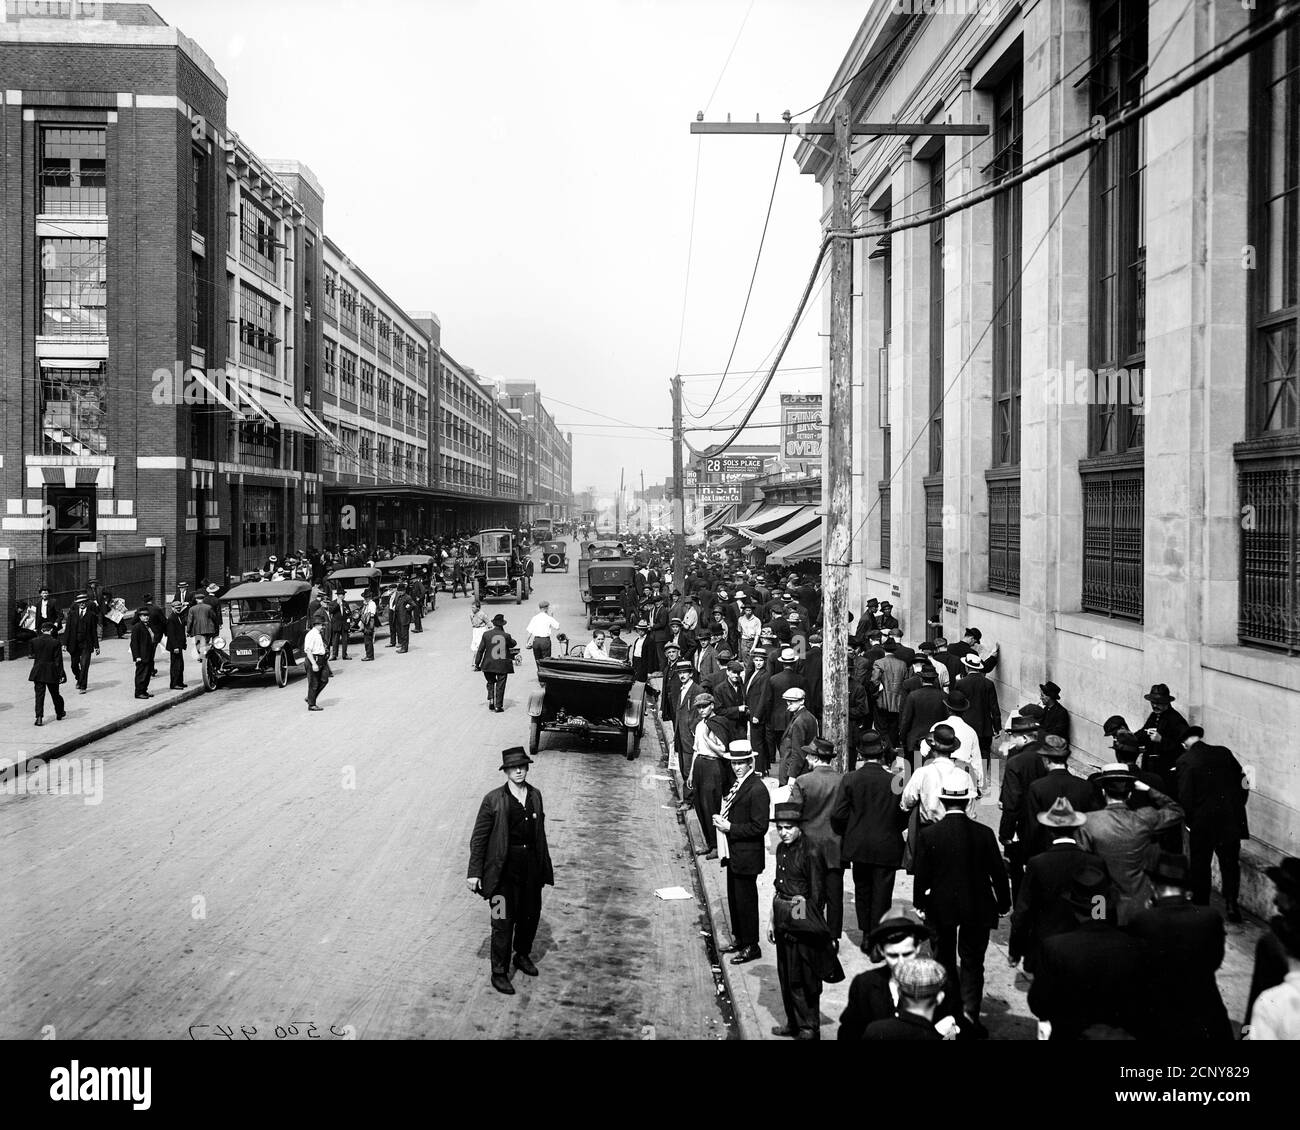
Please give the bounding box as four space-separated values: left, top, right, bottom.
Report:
258 635 272 648
212 636 227 649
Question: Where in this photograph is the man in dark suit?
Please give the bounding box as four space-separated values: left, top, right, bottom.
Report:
1029 866 1154 1040
390 582 416 653
913 776 1011 1036
956 653 1001 758
659 643 683 726
33 585 63 635
742 647 774 778
790 737 845 944
801 633 824 722
28 621 67 726
998 729 1049 901
163 599 189 690
646 597 671 674
129 608 156 700
1022 736 1098 855
766 649 804 764
900 665 947 755
863 957 950 1041
629 619 652 682
466 747 555 995
1128 852 1233 1041
713 741 770 965
840 912 931 1039
1038 681 1071 742
672 660 702 781
712 662 746 746
832 731 908 943
1008 798 1110 974
778 689 819 786
62 591 99 694
1176 725 1249 922
1138 683 1188 782
474 614 516 712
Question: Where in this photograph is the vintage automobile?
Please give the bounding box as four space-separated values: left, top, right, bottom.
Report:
538 539 568 573
581 560 637 630
472 528 531 603
530 518 554 543
377 554 437 605
202 580 311 691
325 567 384 634
527 642 646 759
577 539 626 595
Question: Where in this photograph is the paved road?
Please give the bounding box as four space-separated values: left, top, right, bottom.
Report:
0 539 725 1040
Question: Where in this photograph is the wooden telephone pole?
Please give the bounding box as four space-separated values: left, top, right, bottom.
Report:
688 108 985 770
672 374 686 593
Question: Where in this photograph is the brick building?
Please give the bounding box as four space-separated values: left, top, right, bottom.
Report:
798 0 1299 907
500 381 573 522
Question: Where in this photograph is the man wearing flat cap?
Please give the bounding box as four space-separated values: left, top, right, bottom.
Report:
467 748 555 995
766 647 804 763
715 741 770 966
839 909 935 1039
1175 725 1249 922
777 688 819 787
767 801 842 1039
863 957 949 1041
1083 763 1185 925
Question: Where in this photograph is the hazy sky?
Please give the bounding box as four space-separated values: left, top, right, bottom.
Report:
161 0 864 495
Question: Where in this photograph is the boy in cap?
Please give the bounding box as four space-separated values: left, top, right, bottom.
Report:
466 748 555 995
768 801 841 1039
862 958 949 1041
778 687 819 787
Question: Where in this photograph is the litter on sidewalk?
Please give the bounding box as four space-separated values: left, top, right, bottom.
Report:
654 886 693 901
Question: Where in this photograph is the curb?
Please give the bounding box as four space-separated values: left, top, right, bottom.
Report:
17 685 207 769
651 707 763 1042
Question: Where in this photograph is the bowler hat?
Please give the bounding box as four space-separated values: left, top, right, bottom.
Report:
858 731 890 759
499 747 533 771
963 627 982 641
1039 735 1071 761
1147 852 1191 887
944 690 970 713
1112 731 1143 759
801 736 835 760
1144 683 1176 703
893 957 947 999
927 724 961 756
868 907 931 949
1037 797 1087 828
773 802 805 825
919 665 939 684
1040 681 1062 700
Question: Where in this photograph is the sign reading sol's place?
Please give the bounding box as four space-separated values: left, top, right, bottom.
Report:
781 394 822 460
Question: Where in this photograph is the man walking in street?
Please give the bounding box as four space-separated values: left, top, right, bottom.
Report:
359 585 379 662
466 747 555 996
164 599 189 690
714 740 770 966
188 589 220 663
1022 736 1097 856
303 611 330 712
475 614 517 712
524 600 562 669
129 608 156 700
28 620 67 726
62 591 99 694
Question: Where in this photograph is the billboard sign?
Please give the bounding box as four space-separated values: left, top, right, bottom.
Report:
781 394 822 464
696 485 742 504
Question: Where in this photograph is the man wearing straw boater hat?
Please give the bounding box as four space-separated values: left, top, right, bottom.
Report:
713 740 770 966
467 748 555 996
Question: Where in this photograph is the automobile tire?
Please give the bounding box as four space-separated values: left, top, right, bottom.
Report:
274 649 289 688
529 718 542 757
625 729 638 760
202 660 219 692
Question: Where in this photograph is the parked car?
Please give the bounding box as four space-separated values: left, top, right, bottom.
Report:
527 641 646 759
539 540 569 573
202 580 311 691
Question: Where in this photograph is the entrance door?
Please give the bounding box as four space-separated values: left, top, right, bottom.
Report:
197 535 229 588
46 487 96 557
926 562 944 643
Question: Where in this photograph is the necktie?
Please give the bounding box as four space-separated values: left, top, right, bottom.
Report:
718 776 744 862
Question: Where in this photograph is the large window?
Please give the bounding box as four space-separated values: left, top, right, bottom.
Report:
323 268 339 324
239 201 278 284
41 238 106 335
360 298 376 349
323 339 337 396
238 287 278 372
41 365 108 456
1239 2 1300 653
190 254 206 350
929 159 945 475
40 128 106 215
1082 0 1147 621
874 206 893 569
339 347 358 402
339 281 358 336
360 360 376 412
191 148 206 236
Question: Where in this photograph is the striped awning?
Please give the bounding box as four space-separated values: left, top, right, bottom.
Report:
767 521 824 563
728 503 802 538
747 506 818 551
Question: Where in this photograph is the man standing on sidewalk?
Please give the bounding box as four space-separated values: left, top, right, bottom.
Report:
129 608 156 700
303 611 330 712
62 591 99 694
359 585 379 662
524 600 562 668
714 740 770 966
29 620 67 726
164 599 189 690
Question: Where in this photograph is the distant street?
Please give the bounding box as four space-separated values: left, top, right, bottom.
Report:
0 540 725 1040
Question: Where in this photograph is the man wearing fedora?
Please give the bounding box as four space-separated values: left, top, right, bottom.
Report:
913 773 1010 1037
62 590 99 694
1022 736 1097 856
767 800 842 1039
28 620 67 727
474 614 517 713
876 601 898 631
862 957 950 1041
997 726 1049 901
1028 866 1154 1040
466 748 555 995
1138 683 1188 782
1176 725 1249 922
714 740 770 965
1128 852 1233 1041
1008 798 1109 974
955 652 1001 760
839 910 957 1040
629 618 651 681
1038 682 1070 743
1083 763 1185 925
777 687 819 787
790 737 845 946
900 724 972 826
900 664 947 756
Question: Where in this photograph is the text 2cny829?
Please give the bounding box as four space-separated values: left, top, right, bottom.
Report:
188 1022 356 1040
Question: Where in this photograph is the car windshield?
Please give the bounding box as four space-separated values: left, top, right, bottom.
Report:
227 597 287 626
331 573 373 586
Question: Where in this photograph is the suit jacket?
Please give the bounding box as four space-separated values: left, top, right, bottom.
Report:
27 632 65 684
475 628 516 674
722 772 770 876
34 597 63 634
789 765 843 868
778 710 819 786
130 619 156 662
831 762 908 867
1029 922 1153 1040
164 612 188 651
1039 701 1071 742
467 783 555 898
1176 742 1249 842
1023 769 1099 853
913 813 1011 928
839 967 895 1040
1083 792 1186 925
674 679 701 757
900 686 948 753
743 667 772 726
1140 707 1188 777
864 1012 942 1041
767 669 804 732
997 746 1048 843
1008 841 1110 969
801 646 824 716
63 605 99 652
1128 898 1232 1041
956 671 1001 744
713 678 745 743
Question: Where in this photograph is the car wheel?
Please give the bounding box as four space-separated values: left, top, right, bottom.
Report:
274 649 289 687
529 718 542 757
625 729 639 760
201 659 219 692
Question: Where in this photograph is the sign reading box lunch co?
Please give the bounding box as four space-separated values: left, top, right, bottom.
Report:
697 485 742 504
781 394 822 463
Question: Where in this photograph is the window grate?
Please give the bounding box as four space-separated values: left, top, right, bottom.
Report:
1081 469 1144 620
1239 459 1300 653
987 477 1021 596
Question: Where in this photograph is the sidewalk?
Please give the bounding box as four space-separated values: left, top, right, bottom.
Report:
0 635 207 770
657 713 1264 1040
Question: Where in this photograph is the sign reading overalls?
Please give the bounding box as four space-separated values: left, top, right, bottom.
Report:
781 394 822 472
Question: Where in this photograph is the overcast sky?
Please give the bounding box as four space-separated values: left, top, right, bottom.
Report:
161 0 864 497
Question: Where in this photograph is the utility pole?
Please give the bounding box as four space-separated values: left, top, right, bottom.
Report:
617 466 624 533
640 469 646 533
672 374 685 594
689 109 986 773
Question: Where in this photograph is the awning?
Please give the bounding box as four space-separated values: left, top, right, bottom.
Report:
239 382 321 438
767 521 823 564
747 506 818 551
190 369 246 417
703 504 737 532
297 403 342 450
225 376 276 424
728 503 802 538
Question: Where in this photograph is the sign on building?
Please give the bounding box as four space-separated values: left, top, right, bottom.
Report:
697 485 742 504
701 455 766 475
781 394 822 465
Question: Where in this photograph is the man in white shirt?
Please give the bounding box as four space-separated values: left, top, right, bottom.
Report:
583 631 611 661
524 601 562 666
737 605 762 662
937 691 984 792
901 725 973 825
303 612 329 712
